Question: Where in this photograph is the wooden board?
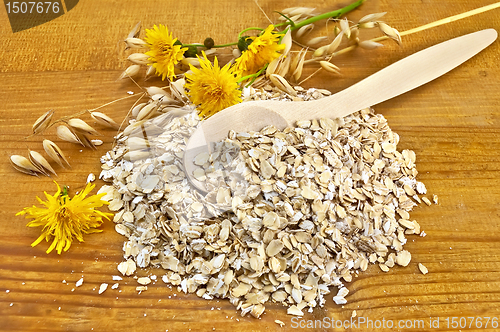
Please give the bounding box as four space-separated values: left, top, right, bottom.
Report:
1 0 499 331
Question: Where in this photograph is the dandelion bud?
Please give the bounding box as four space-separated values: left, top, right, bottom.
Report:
125 37 147 49
128 53 150 65
184 45 198 58
32 110 54 135
204 37 215 49
238 36 253 52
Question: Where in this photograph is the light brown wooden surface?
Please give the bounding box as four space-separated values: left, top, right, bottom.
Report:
1 1 499 331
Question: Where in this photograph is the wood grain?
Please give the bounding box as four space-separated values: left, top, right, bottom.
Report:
1 0 499 331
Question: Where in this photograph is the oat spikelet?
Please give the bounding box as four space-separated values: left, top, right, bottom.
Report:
29 150 57 176
32 110 54 135
358 12 387 24
43 139 71 168
295 24 314 38
67 118 99 136
128 53 150 65
291 48 307 82
90 111 119 129
127 21 141 39
136 103 159 121
358 40 384 50
378 22 402 45
124 37 147 49
319 61 341 74
306 36 328 46
269 74 297 96
10 155 40 176
56 125 82 145
327 30 344 54
119 64 141 79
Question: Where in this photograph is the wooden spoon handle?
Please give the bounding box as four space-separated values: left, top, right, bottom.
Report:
280 29 497 122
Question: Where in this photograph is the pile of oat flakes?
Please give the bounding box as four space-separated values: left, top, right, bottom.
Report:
98 86 432 318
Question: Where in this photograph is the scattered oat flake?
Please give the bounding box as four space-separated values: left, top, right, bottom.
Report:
112 275 123 281
432 194 439 204
418 263 429 275
75 278 84 287
274 319 285 327
111 283 119 289
422 197 432 206
91 139 104 146
352 310 357 318
137 277 151 285
87 173 96 183
99 283 108 294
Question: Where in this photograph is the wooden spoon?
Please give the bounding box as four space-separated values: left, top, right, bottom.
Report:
184 29 497 192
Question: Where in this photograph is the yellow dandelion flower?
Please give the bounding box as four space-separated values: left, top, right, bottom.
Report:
234 25 286 78
16 182 113 255
144 24 187 81
185 52 242 119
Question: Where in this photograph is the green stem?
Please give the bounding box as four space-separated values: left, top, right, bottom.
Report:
290 0 365 31
238 27 264 39
212 42 239 48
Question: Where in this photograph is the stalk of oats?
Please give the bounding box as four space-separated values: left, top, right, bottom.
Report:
43 139 70 168
300 2 500 85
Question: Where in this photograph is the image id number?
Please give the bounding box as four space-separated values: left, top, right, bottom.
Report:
5 2 60 14
445 317 498 329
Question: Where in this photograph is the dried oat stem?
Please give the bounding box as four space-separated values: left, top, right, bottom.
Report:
299 1 500 85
